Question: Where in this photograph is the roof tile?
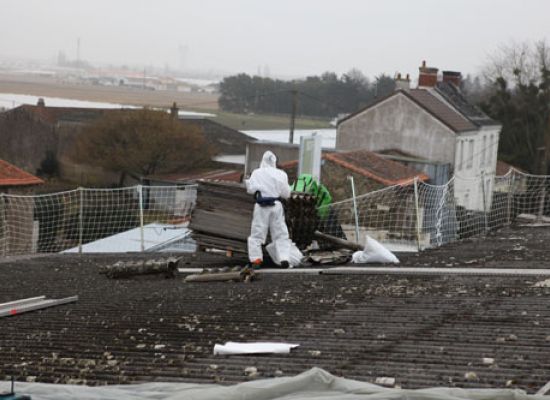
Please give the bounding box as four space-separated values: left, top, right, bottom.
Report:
0 159 44 187
407 89 477 132
281 149 428 186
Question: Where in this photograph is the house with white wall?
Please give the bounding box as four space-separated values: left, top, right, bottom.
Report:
336 62 501 211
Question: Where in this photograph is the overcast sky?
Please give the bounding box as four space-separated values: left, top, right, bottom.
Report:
1 0 549 79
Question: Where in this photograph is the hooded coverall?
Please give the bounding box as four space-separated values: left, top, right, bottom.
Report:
245 151 291 264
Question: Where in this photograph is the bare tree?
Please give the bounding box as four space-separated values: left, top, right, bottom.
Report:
482 40 550 173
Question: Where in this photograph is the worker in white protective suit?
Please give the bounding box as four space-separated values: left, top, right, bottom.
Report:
245 151 292 269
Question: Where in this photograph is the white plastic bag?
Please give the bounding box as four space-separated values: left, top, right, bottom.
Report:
352 236 399 264
213 341 299 355
266 241 303 267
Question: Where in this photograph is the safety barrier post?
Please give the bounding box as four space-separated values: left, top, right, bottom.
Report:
78 187 84 254
481 171 488 234
507 173 515 225
413 177 422 251
137 185 145 252
537 179 546 223
0 193 6 257
348 176 360 243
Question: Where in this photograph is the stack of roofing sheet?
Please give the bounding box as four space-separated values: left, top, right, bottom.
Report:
189 181 254 254
190 180 319 255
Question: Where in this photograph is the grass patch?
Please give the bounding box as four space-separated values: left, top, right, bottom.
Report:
207 110 332 131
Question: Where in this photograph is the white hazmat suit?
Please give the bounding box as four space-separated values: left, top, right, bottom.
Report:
246 151 291 265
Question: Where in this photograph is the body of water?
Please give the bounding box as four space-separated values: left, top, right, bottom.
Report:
242 129 336 149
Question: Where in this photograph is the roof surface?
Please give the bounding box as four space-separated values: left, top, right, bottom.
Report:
149 168 243 183
435 82 496 126
325 150 429 185
407 89 477 132
338 86 493 133
1 225 550 392
18 104 111 124
0 159 44 187
281 149 428 185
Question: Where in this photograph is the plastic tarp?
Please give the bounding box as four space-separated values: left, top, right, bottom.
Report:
1 367 547 400
266 241 304 267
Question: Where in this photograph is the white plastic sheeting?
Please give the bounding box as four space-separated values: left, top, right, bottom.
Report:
1 368 547 400
266 241 303 267
213 341 299 355
352 236 400 264
62 223 192 253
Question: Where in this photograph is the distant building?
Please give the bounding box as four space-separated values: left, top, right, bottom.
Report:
0 159 43 255
336 62 501 211
281 148 428 201
0 159 44 193
0 101 252 185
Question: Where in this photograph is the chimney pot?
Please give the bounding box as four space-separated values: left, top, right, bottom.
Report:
395 72 410 91
442 70 462 88
37 98 45 107
418 61 438 88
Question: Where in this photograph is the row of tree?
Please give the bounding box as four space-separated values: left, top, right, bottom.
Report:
218 71 396 117
468 41 550 174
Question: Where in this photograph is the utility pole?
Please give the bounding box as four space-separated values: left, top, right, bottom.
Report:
289 89 298 144
143 67 146 90
76 37 81 67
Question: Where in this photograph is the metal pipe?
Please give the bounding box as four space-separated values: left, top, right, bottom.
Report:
413 177 422 251
78 187 84 254
138 185 145 252
348 176 360 243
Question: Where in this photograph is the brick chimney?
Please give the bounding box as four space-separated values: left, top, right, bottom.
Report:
37 98 45 107
394 73 410 91
418 60 438 87
442 70 462 87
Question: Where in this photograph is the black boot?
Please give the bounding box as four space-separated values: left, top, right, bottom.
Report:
280 260 290 269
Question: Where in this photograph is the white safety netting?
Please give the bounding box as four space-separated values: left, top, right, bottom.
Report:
0 368 546 400
318 169 550 251
0 185 196 255
0 169 549 256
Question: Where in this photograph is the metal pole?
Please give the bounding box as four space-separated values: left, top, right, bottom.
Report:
0 295 78 318
538 184 547 223
507 173 515 225
0 193 5 257
78 187 83 254
481 171 488 233
138 185 145 252
413 177 422 251
348 176 360 243
289 90 298 144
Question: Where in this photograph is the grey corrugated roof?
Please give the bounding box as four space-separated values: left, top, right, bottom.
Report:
435 82 497 126
407 89 477 132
